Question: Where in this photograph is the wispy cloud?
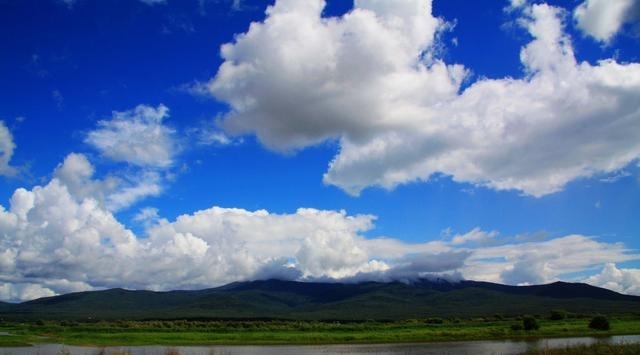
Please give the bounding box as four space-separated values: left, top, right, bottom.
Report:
85 104 177 168
60 0 168 8
0 121 17 177
51 89 64 109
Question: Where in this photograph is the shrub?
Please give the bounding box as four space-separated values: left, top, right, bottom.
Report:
588 315 610 331
523 316 540 331
550 309 567 320
510 323 524 331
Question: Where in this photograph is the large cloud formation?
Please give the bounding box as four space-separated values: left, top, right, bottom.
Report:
208 0 640 197
1 155 638 301
1 0 639 302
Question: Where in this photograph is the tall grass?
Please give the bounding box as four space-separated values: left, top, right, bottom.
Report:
3 316 640 347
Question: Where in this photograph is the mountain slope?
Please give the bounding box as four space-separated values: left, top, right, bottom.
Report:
1 279 638 321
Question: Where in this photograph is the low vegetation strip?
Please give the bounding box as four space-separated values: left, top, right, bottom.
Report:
1 315 639 346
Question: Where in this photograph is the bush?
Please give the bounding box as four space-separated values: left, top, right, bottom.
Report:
588 315 610 331
510 323 524 331
523 316 540 331
550 309 567 320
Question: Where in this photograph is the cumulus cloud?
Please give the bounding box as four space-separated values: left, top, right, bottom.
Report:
0 165 405 299
85 104 176 168
2 1 639 302
207 0 640 197
463 235 639 287
81 104 175 211
2 155 639 301
585 263 640 295
574 0 640 43
209 0 459 152
0 121 17 177
0 283 56 302
53 153 162 212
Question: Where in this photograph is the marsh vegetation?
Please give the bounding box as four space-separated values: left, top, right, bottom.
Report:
1 313 639 347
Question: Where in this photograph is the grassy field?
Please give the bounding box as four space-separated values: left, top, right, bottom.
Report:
1 315 639 347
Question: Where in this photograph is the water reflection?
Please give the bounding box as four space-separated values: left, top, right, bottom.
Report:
1 335 639 355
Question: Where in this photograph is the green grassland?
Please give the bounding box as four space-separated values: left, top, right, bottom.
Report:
1 314 639 347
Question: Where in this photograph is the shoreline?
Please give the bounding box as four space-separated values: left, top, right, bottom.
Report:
1 335 640 355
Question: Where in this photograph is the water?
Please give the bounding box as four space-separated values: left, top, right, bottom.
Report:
1 335 639 355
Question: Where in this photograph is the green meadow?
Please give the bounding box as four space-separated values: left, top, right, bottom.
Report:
2 315 639 347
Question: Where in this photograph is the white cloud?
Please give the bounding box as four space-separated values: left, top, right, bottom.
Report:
53 153 161 212
85 104 176 168
508 0 528 10
82 104 174 211
584 263 640 295
106 170 162 211
134 207 160 225
209 0 459 152
208 0 640 197
0 283 56 302
2 0 640 303
54 153 105 202
574 0 639 43
451 228 498 246
0 176 141 301
1 161 638 301
187 123 235 146
3 154 638 301
0 121 17 177
0 159 393 299
463 235 638 286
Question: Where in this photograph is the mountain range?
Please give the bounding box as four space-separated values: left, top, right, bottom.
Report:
1 279 639 321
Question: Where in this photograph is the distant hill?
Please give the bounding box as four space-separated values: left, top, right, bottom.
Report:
1 279 639 321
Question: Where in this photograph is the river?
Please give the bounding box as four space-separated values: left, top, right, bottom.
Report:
1 335 639 355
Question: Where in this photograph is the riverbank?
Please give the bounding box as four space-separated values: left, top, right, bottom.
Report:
2 316 640 347
525 342 640 355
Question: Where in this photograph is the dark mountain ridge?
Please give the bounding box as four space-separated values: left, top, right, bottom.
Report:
1 279 638 321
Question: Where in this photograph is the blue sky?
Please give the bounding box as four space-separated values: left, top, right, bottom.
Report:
1 0 639 301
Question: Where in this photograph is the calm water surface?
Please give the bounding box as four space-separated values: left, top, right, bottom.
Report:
1 335 639 355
